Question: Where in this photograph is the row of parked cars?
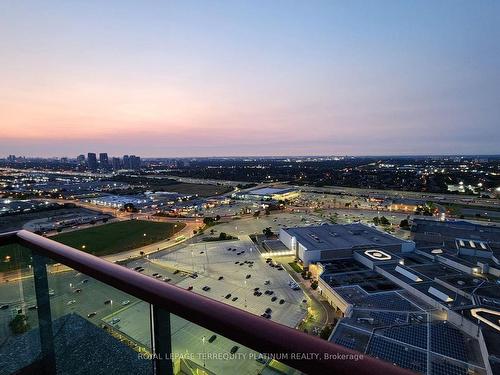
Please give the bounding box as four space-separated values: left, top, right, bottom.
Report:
133 266 173 282
265 258 284 271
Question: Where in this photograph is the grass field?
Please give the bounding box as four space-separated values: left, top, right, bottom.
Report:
0 220 185 272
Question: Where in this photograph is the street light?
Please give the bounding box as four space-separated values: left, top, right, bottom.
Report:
202 335 206 368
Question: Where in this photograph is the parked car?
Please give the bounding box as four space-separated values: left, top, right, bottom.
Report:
87 312 97 318
121 300 130 306
208 335 217 343
230 346 239 354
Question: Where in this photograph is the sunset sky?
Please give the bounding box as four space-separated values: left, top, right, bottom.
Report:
1 1 499 157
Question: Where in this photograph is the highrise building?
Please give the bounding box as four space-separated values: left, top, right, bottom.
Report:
112 157 121 170
99 153 109 170
87 153 98 171
76 154 86 165
123 155 130 169
129 155 141 170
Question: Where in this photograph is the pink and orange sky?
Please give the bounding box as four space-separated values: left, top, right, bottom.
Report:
1 1 499 157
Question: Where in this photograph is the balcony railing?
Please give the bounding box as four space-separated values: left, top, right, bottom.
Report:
0 230 413 375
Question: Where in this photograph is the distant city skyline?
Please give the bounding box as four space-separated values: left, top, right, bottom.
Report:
1 1 499 157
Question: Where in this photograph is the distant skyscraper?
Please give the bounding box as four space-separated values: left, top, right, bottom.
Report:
87 153 98 171
7 155 16 162
130 155 141 170
76 154 85 165
99 153 109 169
112 157 121 170
123 155 130 169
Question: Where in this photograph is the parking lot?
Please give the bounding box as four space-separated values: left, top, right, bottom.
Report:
151 236 307 328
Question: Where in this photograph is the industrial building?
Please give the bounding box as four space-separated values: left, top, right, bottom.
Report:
279 223 415 266
233 187 299 201
89 195 148 209
307 219 500 375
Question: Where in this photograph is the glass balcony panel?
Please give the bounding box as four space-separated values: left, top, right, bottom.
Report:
168 313 303 375
0 243 41 374
45 263 154 374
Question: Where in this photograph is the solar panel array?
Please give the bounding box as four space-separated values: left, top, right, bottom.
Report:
359 293 419 311
383 324 428 349
430 322 467 361
333 336 357 350
370 311 408 326
334 287 419 311
368 336 427 374
431 361 468 375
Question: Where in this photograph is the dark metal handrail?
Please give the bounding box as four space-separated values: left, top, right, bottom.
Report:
3 230 414 375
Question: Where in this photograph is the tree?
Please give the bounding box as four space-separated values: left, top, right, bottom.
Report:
139 251 145 256
262 227 274 237
320 324 334 340
10 314 29 334
379 216 390 226
399 219 409 229
311 280 318 290
372 217 380 226
219 232 227 240
203 217 215 225
215 215 221 221
253 210 261 218
124 203 137 213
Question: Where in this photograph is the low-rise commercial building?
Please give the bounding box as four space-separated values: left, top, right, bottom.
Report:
279 223 415 266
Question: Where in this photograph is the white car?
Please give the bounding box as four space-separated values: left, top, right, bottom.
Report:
111 318 121 325
121 300 130 306
67 300 76 306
